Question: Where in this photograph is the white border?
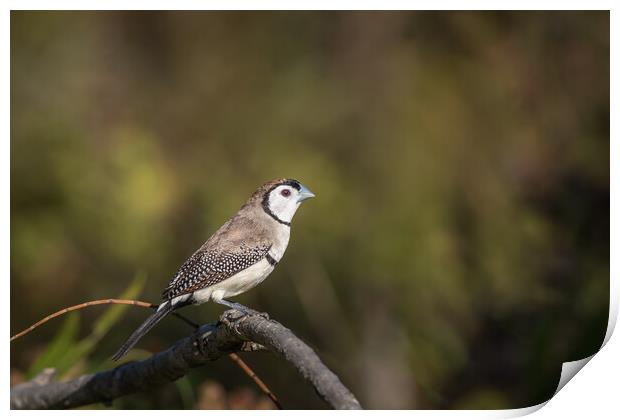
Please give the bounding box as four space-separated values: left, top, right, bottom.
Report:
5 3 616 419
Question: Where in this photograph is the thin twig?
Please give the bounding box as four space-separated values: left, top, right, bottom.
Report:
10 299 153 341
228 352 282 409
10 298 281 408
171 312 200 329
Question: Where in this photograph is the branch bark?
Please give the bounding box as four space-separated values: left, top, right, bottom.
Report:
10 310 362 410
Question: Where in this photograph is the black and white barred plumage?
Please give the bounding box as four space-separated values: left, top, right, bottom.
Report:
162 243 272 301
111 178 314 361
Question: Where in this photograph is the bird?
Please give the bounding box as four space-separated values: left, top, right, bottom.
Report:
111 178 315 361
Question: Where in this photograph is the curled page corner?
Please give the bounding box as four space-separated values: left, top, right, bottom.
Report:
553 355 595 395
496 355 598 418
496 289 618 418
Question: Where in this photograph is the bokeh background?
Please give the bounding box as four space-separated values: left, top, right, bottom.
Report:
10 11 609 409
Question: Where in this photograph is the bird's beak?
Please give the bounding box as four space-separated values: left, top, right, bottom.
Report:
297 184 316 202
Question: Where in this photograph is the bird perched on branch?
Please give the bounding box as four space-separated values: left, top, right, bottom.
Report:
112 178 315 361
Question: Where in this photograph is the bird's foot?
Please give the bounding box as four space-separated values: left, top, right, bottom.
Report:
237 307 270 319
214 298 269 319
220 308 270 336
238 306 260 316
235 307 270 320
220 311 246 336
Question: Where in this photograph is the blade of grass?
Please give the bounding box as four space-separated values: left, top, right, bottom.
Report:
26 312 80 379
174 375 195 409
56 273 148 377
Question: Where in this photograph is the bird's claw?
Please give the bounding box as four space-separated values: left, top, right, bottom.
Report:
221 311 245 335
221 308 270 336
239 309 270 320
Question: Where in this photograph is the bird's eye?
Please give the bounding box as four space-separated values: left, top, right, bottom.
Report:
281 189 291 197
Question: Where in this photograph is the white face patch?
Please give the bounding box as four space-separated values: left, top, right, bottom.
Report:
267 185 303 224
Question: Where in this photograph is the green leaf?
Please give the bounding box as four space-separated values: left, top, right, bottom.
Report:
175 376 195 409
27 312 80 379
56 272 148 377
91 271 148 340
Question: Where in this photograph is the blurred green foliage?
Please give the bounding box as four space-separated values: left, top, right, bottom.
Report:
25 274 145 379
11 11 609 409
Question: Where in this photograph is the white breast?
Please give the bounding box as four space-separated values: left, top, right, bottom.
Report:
269 224 291 261
191 258 274 303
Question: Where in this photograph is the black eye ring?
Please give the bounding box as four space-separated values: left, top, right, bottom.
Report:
281 189 291 197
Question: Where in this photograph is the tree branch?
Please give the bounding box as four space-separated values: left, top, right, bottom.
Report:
10 310 362 410
10 297 280 407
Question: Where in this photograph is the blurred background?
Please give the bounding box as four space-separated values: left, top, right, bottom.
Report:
10 11 609 409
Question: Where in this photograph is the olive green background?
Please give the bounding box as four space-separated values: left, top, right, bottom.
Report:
11 11 609 409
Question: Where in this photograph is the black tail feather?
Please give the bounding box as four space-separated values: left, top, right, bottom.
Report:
111 302 174 361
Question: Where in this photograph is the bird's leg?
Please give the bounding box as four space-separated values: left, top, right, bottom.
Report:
212 297 259 315
212 297 270 320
